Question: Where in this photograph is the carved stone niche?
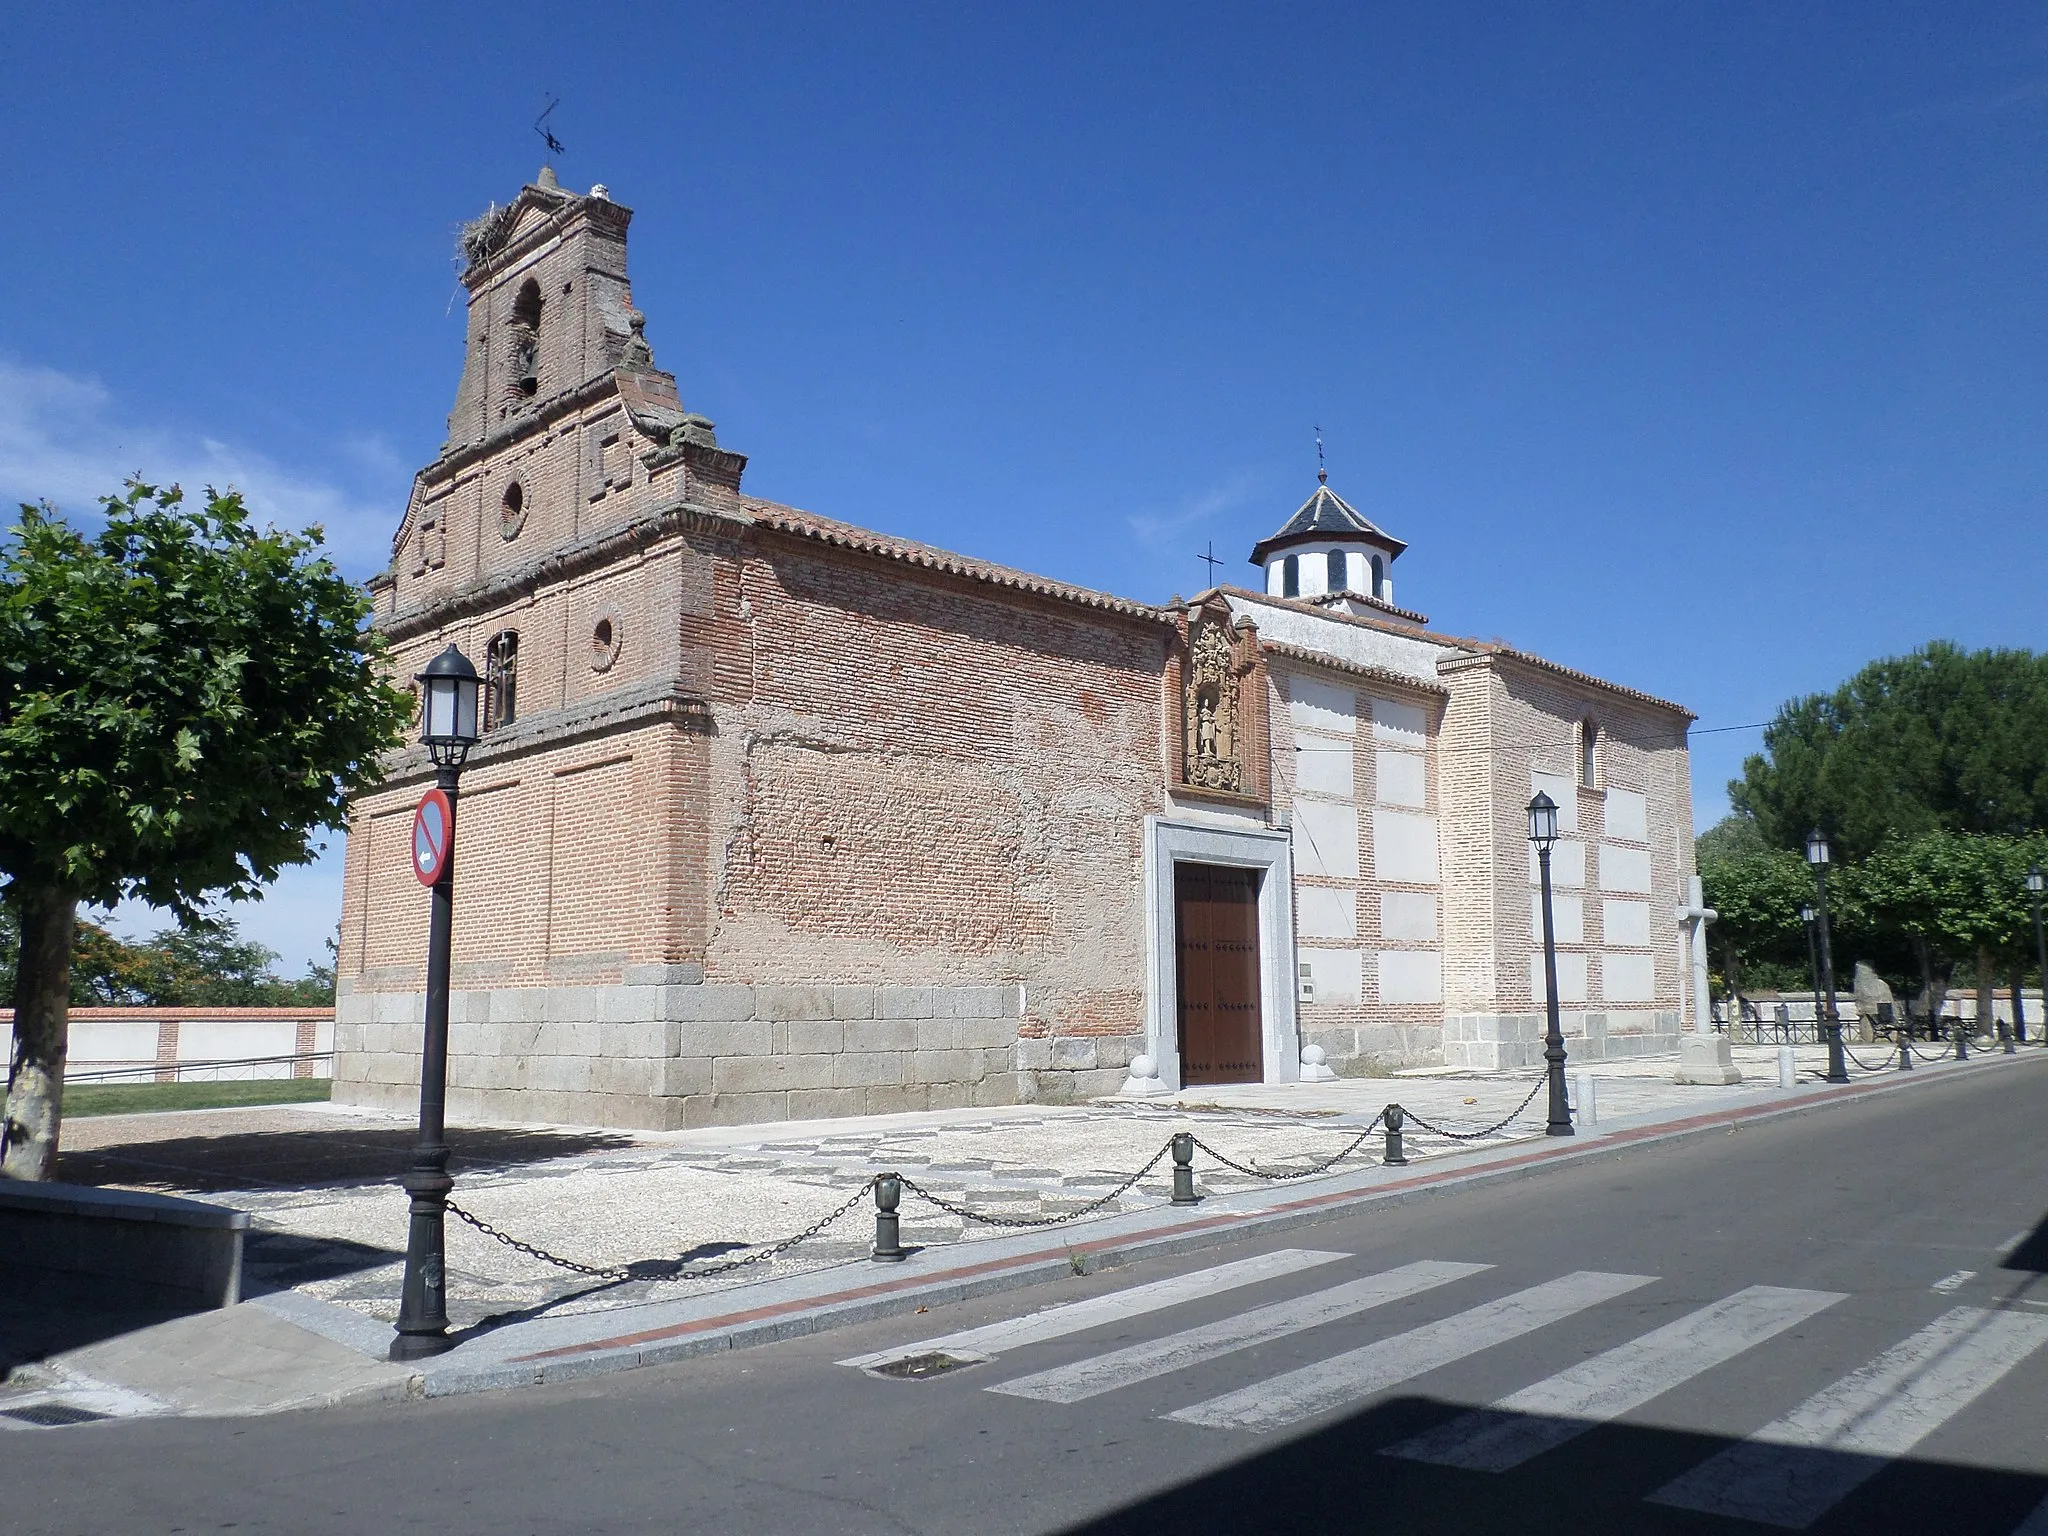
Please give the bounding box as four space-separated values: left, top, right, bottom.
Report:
1175 604 1265 802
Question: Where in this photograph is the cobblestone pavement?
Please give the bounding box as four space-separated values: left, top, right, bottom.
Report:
50 1042 1975 1335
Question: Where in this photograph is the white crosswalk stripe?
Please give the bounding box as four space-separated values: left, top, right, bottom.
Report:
989 1260 1492 1404
836 1247 1348 1370
1166 1269 1658 1434
1648 1305 2048 1529
1381 1284 1845 1472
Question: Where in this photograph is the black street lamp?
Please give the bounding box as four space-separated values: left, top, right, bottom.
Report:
1799 903 1822 1044
2029 866 2046 1050
391 644 482 1362
1529 792 1573 1136
1805 828 1850 1084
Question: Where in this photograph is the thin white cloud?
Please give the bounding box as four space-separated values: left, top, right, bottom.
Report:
0 358 399 575
1126 469 1263 551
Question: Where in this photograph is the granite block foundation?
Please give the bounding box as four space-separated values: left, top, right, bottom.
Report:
1441 1010 1681 1071
331 977 1135 1130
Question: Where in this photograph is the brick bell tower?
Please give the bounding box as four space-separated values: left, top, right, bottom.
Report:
382 166 744 605
339 169 750 1133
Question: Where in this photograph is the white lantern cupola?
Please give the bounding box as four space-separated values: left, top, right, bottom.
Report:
1249 471 1410 620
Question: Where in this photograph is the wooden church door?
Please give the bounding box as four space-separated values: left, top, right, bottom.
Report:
1174 863 1264 1084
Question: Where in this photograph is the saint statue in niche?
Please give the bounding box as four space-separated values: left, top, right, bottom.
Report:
1184 618 1244 793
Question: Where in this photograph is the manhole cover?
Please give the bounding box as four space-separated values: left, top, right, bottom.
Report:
1 1402 114 1427
867 1352 980 1380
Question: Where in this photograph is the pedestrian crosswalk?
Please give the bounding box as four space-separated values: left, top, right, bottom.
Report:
1384 1283 1845 1472
842 1248 2048 1530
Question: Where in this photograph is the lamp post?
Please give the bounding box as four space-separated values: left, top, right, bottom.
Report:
391 644 482 1362
1799 903 1821 1046
1805 828 1849 1084
1529 792 1573 1136
2029 866 2046 1050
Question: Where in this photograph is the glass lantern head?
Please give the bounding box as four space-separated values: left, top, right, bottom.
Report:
1527 791 1559 851
417 644 482 768
1804 827 1831 868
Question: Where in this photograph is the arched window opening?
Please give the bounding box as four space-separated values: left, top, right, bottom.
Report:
1370 554 1386 598
485 630 520 731
499 481 526 540
1326 549 1346 594
1579 718 1599 789
509 279 543 398
1282 554 1300 598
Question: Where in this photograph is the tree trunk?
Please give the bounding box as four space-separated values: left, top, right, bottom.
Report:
1 887 78 1180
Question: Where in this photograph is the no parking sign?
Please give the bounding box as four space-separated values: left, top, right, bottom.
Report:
411 788 453 887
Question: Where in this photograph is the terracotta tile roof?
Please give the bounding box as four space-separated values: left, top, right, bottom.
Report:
1258 638 1450 695
1224 585 1694 720
742 499 1173 624
1216 585 1466 648
1443 646 1697 720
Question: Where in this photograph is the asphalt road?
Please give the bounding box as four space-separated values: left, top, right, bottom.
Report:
8 1057 2048 1536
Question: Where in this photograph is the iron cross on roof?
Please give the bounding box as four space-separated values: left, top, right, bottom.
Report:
1198 541 1224 587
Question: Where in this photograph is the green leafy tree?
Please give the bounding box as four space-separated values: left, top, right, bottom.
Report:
1838 830 2047 1026
0 905 335 1007
1698 845 1814 1001
1731 642 2048 859
1695 810 1769 865
0 482 409 1179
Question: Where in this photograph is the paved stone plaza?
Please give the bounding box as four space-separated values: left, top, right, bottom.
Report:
42 1041 1916 1336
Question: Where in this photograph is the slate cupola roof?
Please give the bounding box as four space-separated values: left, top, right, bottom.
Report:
1247 482 1407 566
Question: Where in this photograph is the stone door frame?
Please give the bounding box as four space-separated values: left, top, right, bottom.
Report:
1143 816 1299 1092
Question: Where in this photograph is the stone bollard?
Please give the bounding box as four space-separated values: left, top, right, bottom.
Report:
1777 1045 1796 1089
1570 1072 1597 1129
1382 1104 1408 1166
871 1173 905 1262
1170 1133 1200 1205
1956 1022 1970 1061
2003 1019 2018 1057
1898 1030 1913 1070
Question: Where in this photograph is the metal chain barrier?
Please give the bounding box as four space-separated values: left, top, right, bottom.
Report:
445 1178 878 1283
1839 1042 1892 1074
895 1141 1177 1229
1190 1111 1386 1182
1398 1076 1547 1141
445 1080 1573 1276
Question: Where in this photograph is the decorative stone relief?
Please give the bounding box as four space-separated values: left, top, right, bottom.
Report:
1183 617 1244 794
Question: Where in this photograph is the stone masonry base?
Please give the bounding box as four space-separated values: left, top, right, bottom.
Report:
330 970 1139 1131
1442 1010 1681 1072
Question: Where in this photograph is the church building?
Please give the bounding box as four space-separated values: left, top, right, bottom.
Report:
331 173 1698 1130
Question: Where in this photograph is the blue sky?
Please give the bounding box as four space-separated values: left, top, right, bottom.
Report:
3 3 2045 972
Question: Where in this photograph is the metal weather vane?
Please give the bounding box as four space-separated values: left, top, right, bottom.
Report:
534 95 566 157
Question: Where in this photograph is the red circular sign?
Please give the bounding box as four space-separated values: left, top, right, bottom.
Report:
411 788 453 887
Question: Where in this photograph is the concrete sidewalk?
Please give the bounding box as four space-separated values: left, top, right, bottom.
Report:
5 1041 2031 1427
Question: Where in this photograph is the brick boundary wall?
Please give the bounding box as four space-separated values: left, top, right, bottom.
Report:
0 1007 338 1084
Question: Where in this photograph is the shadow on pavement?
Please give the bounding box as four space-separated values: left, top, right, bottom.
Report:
0 1281 188 1383
2001 1210 2048 1272
56 1122 635 1195
1055 1394 2048 1536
